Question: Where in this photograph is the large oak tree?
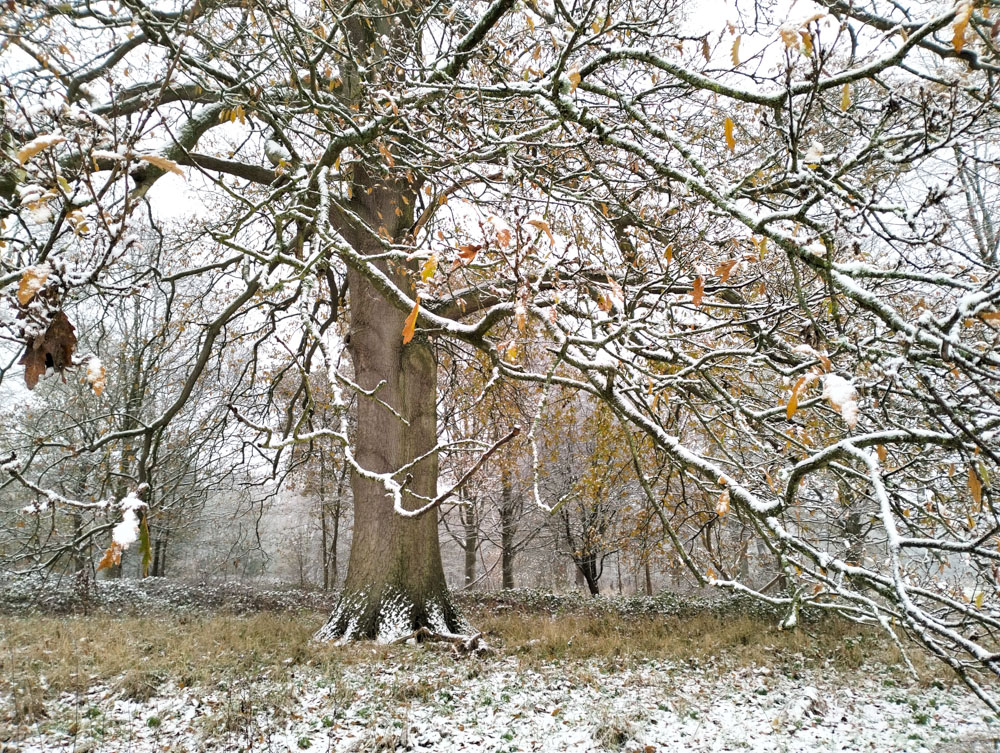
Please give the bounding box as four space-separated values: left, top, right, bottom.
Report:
3 0 1000 707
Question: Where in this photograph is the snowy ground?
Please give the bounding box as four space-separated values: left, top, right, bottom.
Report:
5 650 996 753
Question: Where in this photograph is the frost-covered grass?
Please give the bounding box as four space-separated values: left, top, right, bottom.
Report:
2 595 997 752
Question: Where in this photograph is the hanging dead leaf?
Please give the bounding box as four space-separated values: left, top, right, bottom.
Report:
840 82 851 111
664 244 673 264
568 69 582 92
877 444 888 463
716 488 730 516
17 266 49 305
19 311 77 389
420 254 438 281
402 298 420 344
691 276 705 307
786 374 814 419
701 37 711 61
137 154 185 177
953 1 973 52
97 542 123 571
715 259 738 282
457 244 481 264
969 466 983 506
731 35 741 66
86 357 107 396
724 117 736 152
527 219 554 246
16 134 66 165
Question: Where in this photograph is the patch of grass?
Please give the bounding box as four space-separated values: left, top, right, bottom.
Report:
467 606 906 674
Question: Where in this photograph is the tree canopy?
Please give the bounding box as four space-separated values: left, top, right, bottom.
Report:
2 0 1000 708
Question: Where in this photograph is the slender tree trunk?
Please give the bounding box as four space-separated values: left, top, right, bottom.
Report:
500 470 516 590
644 559 653 596
320 462 329 590
316 261 462 640
462 503 477 588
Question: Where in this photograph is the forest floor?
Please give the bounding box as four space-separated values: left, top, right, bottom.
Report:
0 578 997 752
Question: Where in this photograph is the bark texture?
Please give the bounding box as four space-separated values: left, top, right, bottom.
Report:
315 255 462 640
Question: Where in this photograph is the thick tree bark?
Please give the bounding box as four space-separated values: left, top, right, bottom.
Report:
315 260 463 640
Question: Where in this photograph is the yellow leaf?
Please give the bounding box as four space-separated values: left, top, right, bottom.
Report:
402 298 420 345
724 117 736 152
800 30 813 56
976 591 985 609
731 35 741 66
16 134 66 165
525 13 534 31
17 267 49 305
421 254 438 281
840 82 851 111
568 69 581 92
691 276 705 307
953 1 973 53
969 466 983 506
876 444 888 463
138 154 185 177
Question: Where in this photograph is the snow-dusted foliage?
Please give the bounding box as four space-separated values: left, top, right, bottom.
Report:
2 0 1000 708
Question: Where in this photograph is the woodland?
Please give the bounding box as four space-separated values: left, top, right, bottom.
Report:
2 0 1000 742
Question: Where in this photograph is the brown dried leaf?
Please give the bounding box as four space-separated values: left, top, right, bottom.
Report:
840 83 851 112
715 259 738 283
527 219 555 246
19 311 77 389
691 276 705 307
568 69 582 92
731 35 741 66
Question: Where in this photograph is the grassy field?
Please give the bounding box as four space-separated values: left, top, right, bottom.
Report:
1 591 994 752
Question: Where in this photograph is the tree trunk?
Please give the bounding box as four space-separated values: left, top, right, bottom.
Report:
315 261 462 641
499 471 516 590
461 503 477 588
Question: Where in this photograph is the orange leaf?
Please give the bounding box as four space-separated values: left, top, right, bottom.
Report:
969 467 983 506
786 375 810 419
691 276 705 307
17 267 49 305
716 488 730 516
876 444 888 463
457 244 481 263
137 154 185 177
97 542 122 571
402 298 420 344
568 69 582 92
724 117 736 152
953 1 973 53
664 244 673 264
527 219 554 246
715 259 738 283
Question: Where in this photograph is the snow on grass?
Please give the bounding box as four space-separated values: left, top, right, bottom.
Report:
4 650 994 752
